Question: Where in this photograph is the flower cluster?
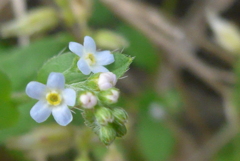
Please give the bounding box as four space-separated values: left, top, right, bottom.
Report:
77 72 128 146
26 36 128 145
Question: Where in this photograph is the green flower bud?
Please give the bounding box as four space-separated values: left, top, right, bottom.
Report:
99 125 116 146
82 109 95 127
95 107 114 126
94 29 129 50
98 88 120 105
1 7 58 38
112 107 128 125
112 122 127 138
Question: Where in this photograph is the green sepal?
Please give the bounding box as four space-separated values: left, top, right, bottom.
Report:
98 88 119 105
99 125 116 146
84 73 101 91
112 107 128 125
107 52 133 79
81 109 96 128
112 121 127 138
95 106 114 126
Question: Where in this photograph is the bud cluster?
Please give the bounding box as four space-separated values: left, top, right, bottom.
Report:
76 72 128 146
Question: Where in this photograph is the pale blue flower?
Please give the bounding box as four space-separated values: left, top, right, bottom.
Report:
26 72 76 126
69 36 115 75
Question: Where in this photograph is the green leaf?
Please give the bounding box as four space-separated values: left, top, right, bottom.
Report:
37 52 88 84
38 52 132 85
0 70 19 130
89 0 119 27
0 101 38 143
137 112 175 161
0 70 11 102
107 52 133 78
0 102 19 130
158 89 183 115
136 89 175 161
0 33 72 91
214 133 240 161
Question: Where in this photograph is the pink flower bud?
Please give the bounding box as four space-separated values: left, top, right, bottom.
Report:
98 72 117 90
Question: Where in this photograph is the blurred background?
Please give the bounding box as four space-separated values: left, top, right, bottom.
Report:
1 0 240 160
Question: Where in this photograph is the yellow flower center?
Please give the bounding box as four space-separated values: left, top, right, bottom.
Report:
85 53 96 65
46 92 62 106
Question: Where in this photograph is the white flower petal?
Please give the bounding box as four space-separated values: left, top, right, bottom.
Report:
77 58 91 75
26 82 47 99
69 42 84 57
30 101 51 123
47 72 65 89
80 92 97 109
98 72 117 90
52 105 73 126
84 36 96 53
95 51 114 65
62 88 76 106
92 65 109 73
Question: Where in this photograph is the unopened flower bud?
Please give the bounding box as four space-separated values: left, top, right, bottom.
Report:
1 7 58 38
85 72 117 91
78 91 97 109
95 107 114 126
98 72 117 90
112 107 128 125
94 29 129 50
99 125 116 146
112 123 127 138
207 11 240 53
98 88 120 105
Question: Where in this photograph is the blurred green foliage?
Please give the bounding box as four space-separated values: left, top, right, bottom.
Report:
0 70 19 130
2 0 238 160
0 33 73 91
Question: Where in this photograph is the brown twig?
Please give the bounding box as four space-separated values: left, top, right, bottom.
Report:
100 0 233 95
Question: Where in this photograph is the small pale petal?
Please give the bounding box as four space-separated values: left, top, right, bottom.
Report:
91 65 109 73
80 92 97 109
47 72 65 89
98 72 117 90
69 42 84 57
84 36 96 53
62 88 76 106
30 101 51 123
26 82 47 99
98 82 113 90
52 105 73 126
77 58 91 75
95 51 114 65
